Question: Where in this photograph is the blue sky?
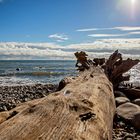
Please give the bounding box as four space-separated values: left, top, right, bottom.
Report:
0 0 139 43
0 0 140 59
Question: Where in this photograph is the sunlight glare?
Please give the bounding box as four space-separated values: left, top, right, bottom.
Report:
131 0 136 4
131 0 136 5
116 0 140 19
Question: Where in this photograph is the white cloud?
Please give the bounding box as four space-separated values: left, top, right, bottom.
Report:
128 31 140 35
77 26 140 32
0 42 72 59
88 32 140 38
48 34 69 42
76 28 98 32
114 26 140 31
66 39 140 51
0 39 140 60
88 34 126 37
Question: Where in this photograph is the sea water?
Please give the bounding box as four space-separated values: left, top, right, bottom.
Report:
0 60 139 86
0 60 77 86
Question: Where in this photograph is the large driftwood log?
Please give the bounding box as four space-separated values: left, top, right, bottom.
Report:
0 67 115 140
0 50 138 140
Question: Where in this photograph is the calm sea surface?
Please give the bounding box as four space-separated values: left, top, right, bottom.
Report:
0 60 77 86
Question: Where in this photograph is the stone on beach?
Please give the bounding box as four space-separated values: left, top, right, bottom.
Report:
114 91 126 98
120 88 140 100
117 102 140 130
133 99 140 106
115 97 130 107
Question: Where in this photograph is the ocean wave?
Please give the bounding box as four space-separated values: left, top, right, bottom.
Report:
0 71 66 77
33 66 46 70
0 76 35 86
33 66 76 70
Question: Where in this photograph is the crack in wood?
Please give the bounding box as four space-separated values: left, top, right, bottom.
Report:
6 111 18 120
79 112 96 122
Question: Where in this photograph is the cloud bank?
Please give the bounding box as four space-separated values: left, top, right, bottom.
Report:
0 39 140 60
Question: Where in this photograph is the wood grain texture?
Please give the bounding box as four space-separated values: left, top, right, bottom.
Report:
0 68 115 140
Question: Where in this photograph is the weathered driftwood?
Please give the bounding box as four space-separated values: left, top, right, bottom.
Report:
74 51 91 71
0 67 115 139
0 50 138 140
104 50 139 89
93 58 105 66
75 50 139 89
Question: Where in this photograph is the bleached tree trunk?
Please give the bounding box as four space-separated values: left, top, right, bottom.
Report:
0 67 115 140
